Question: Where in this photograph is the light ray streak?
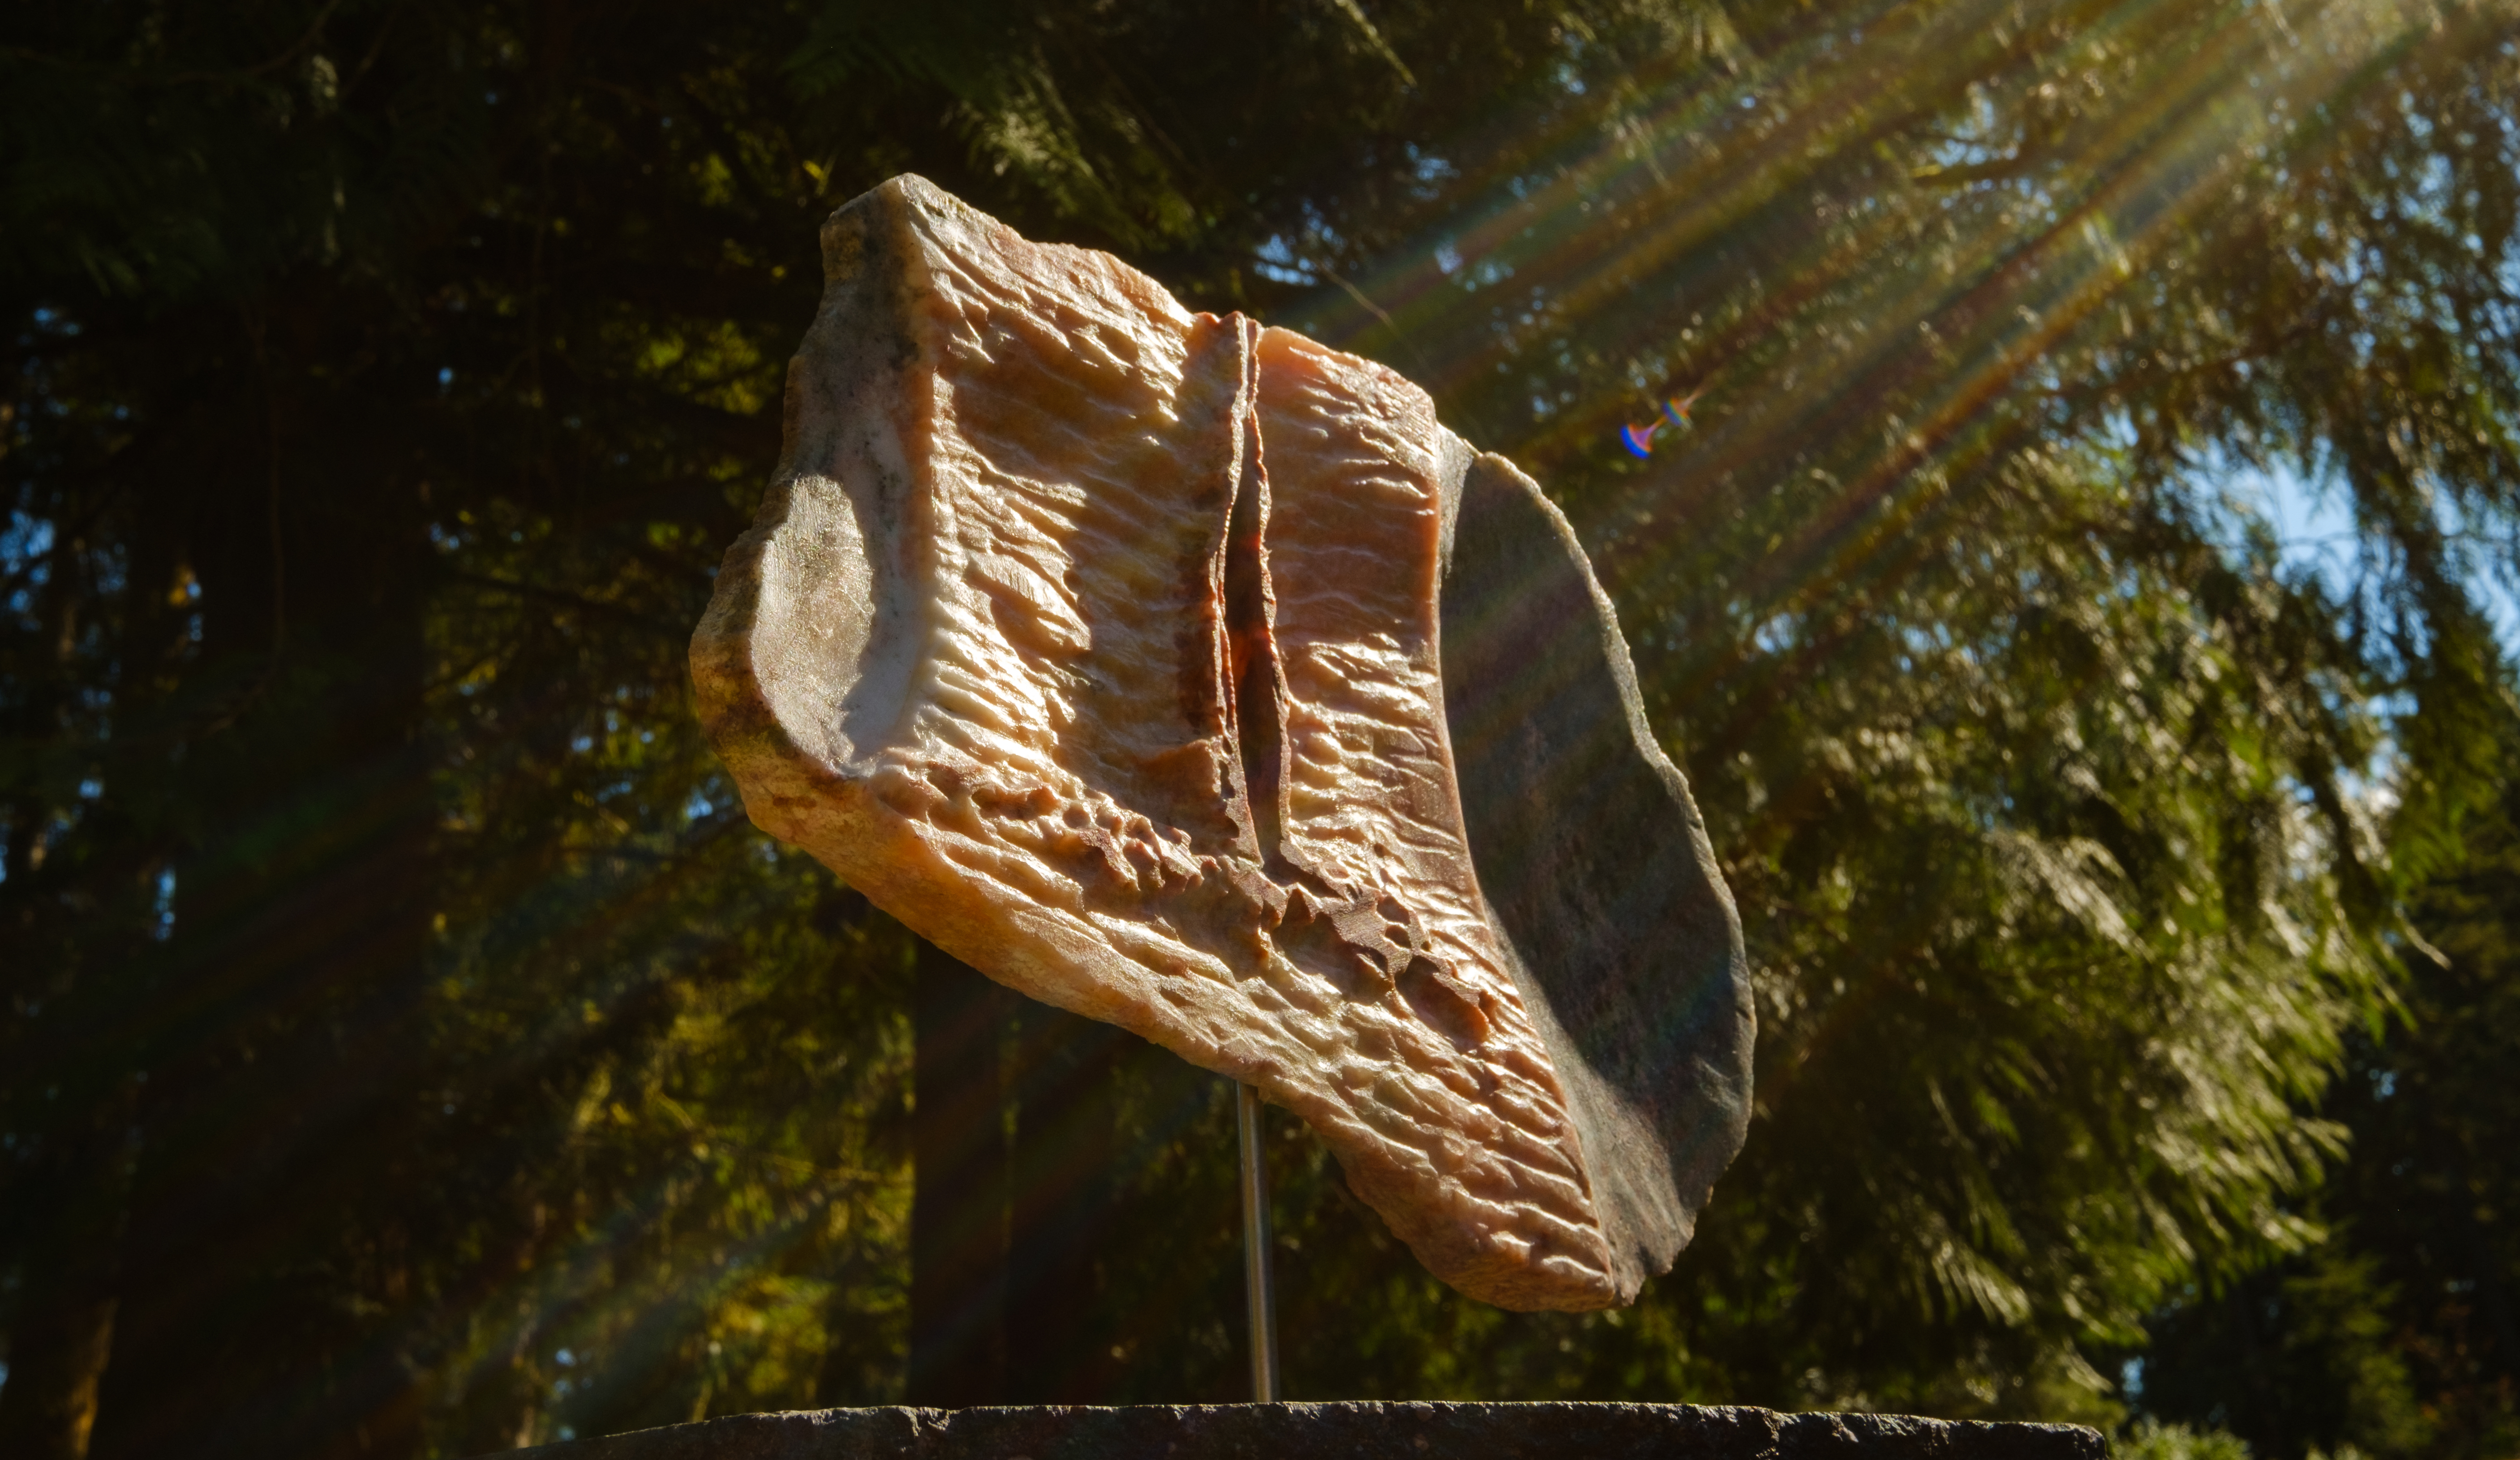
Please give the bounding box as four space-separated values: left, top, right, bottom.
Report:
1586 0 2378 527
1285 0 2442 779
1518 0 2309 470
1638 0 2435 753
1308 0 2397 507
1300 0 2017 382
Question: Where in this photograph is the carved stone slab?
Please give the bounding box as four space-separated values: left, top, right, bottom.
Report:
689 176 1751 1311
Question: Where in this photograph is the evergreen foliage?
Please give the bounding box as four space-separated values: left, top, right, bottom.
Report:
1 1 2516 1456
2136 754 2520 1460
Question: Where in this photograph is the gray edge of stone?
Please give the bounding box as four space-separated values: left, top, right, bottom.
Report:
488 1403 2105 1460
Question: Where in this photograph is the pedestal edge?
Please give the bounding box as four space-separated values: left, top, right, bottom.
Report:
489 1400 2105 1460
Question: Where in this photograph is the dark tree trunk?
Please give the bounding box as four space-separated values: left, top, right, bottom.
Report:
907 943 1016 1405
0 1088 131 1460
79 297 442 1460
1003 1004 1125 1403
907 942 1127 1406
0 1293 118 1460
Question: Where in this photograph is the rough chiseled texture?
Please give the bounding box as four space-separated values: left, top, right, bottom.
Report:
690 175 1750 1311
492 1404 2106 1460
1243 327 1607 1303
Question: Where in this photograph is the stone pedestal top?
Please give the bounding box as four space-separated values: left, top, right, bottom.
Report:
498 1402 2103 1460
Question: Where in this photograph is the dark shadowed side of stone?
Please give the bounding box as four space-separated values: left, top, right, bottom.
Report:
493 1403 2104 1460
1437 451 1757 1299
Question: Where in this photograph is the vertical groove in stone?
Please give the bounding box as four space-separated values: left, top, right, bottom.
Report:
1220 319 1284 870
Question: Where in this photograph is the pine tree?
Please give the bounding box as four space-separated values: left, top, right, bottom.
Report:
4 1 2517 1454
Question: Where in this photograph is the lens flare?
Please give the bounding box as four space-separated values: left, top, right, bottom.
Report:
1623 390 1703 456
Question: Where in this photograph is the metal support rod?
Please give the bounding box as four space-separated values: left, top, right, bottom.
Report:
1236 1081 1281 1401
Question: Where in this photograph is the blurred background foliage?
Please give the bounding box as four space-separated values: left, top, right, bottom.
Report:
2 0 2517 1456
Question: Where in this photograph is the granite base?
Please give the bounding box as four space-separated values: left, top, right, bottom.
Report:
498 1402 2104 1460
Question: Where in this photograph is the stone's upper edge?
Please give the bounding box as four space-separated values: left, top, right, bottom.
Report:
829 174 1197 333
1432 427 1478 581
